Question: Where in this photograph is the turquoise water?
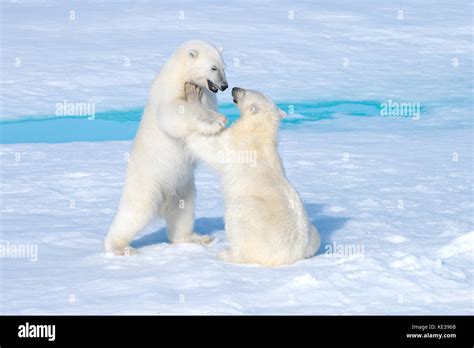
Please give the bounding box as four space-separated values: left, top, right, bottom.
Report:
0 100 383 144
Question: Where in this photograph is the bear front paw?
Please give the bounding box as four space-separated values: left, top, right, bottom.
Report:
199 112 227 135
184 82 203 102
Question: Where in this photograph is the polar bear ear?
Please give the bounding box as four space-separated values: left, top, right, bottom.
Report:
218 46 224 53
277 108 286 118
188 49 198 59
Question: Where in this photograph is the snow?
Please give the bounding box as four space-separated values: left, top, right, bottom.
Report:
0 0 473 314
1 0 472 119
1 115 472 314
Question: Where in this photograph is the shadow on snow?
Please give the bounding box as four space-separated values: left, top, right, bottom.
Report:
132 203 349 256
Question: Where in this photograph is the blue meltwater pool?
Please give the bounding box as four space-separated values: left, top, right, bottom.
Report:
0 100 383 144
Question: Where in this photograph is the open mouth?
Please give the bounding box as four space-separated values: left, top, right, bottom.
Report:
207 79 218 93
231 86 242 104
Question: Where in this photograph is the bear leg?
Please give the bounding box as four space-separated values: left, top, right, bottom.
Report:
165 180 214 245
104 200 156 255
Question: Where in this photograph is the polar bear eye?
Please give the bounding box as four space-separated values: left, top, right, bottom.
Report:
211 66 217 71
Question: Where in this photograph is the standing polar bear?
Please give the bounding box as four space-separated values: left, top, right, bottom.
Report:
105 40 228 255
185 85 321 266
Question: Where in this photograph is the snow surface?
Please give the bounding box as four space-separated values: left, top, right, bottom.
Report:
1 0 472 119
0 0 473 314
1 114 472 314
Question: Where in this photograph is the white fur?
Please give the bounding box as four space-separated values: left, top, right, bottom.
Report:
105 40 228 255
186 86 321 266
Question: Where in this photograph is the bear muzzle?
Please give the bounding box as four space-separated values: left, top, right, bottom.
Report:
207 79 228 93
220 82 228 91
232 87 245 103
207 79 219 93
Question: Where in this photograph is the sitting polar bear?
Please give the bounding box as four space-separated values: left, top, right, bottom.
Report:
105 40 228 255
185 84 321 266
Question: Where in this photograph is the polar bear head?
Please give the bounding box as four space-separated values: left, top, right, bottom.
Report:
231 87 285 129
176 40 228 94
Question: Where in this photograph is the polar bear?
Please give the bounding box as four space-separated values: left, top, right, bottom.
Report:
185 84 321 266
104 40 228 255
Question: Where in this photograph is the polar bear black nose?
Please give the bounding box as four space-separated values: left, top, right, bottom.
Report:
220 82 228 91
232 87 244 97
